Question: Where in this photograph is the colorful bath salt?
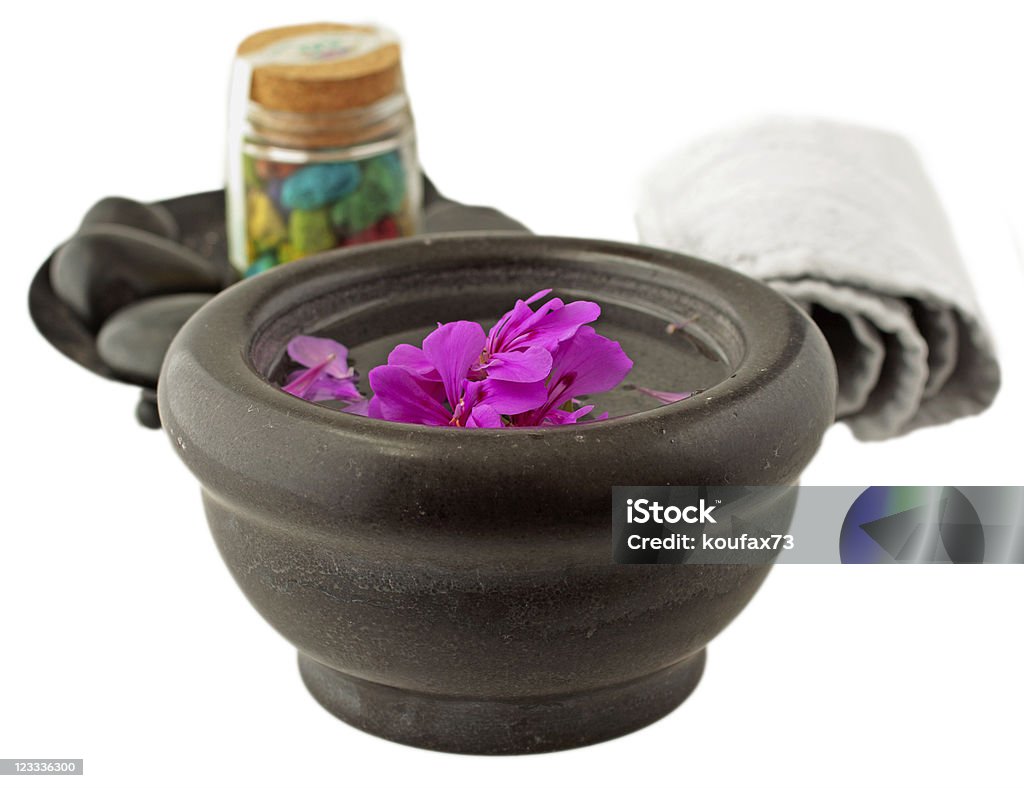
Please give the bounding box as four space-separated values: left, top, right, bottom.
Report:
227 24 423 275
343 216 401 246
330 186 383 235
277 242 302 264
281 162 362 212
376 216 400 239
330 152 407 234
245 251 278 278
364 153 406 212
255 159 299 182
288 208 336 255
246 191 287 250
240 148 416 270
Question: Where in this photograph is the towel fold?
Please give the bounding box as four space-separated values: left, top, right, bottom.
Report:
636 117 1000 440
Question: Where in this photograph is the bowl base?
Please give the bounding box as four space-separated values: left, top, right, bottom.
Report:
297 649 706 755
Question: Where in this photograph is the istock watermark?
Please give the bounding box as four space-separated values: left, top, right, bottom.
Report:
625 497 718 525
612 486 1024 564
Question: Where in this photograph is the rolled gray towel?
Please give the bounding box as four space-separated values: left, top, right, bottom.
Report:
636 117 1001 441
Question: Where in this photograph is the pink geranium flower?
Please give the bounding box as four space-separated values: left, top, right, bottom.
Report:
367 321 547 426
363 292 630 428
280 291 659 427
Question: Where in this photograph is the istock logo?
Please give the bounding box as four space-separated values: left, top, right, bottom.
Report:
625 497 718 525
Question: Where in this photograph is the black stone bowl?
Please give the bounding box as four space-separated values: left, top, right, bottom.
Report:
159 234 837 754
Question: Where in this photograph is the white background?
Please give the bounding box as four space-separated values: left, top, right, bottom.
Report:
2 2 1022 787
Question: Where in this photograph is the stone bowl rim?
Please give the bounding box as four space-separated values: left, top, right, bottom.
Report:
160 233 829 447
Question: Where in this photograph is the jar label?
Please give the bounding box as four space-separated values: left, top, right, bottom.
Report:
256 29 395 66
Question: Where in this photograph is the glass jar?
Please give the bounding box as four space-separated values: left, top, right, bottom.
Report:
226 24 421 277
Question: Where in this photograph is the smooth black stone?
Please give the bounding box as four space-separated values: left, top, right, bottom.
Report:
135 389 161 429
421 177 529 233
97 293 213 386
423 201 529 234
50 226 222 329
80 196 178 240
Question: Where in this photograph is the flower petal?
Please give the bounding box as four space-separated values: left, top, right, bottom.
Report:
286 335 351 378
547 326 633 403
387 343 441 381
342 398 371 416
636 386 694 404
466 403 503 428
422 320 487 409
479 378 548 415
282 358 332 399
482 346 553 382
487 296 601 355
524 288 553 305
511 299 601 352
543 404 597 425
486 299 537 355
299 378 363 402
367 365 452 425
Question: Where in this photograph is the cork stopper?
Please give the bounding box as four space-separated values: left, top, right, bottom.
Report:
237 23 403 113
